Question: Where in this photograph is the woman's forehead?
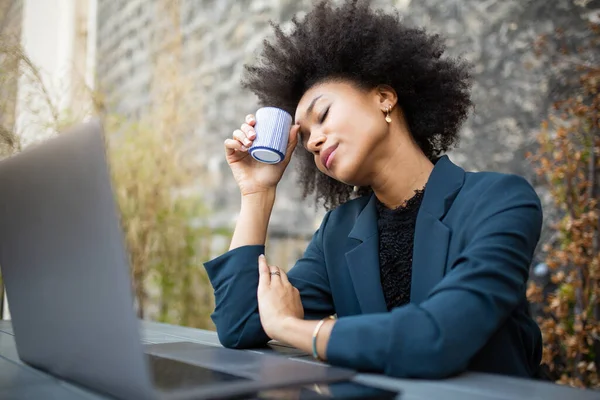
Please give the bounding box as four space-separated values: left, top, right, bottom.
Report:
294 81 357 121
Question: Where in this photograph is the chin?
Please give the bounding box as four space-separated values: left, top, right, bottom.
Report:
329 161 361 186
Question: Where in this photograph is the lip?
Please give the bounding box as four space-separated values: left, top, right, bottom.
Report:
320 144 338 169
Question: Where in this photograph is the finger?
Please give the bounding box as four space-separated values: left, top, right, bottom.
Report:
224 138 247 155
245 114 256 126
240 123 256 140
233 129 253 148
269 266 282 283
258 254 271 287
284 124 300 163
278 268 291 286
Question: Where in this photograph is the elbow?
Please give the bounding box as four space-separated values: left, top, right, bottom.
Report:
212 318 240 348
386 343 470 379
213 314 269 349
216 327 268 349
216 329 247 349
219 333 269 350
415 356 468 379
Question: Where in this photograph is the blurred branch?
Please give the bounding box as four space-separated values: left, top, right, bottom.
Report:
0 37 60 126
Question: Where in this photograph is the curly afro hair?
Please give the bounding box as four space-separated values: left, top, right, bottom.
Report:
242 0 473 210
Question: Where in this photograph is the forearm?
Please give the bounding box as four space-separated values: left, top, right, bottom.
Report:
204 244 270 348
275 317 335 361
229 189 276 250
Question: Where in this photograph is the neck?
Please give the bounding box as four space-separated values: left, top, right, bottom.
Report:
370 132 434 209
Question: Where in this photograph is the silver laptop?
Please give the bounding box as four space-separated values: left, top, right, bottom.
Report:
0 120 359 399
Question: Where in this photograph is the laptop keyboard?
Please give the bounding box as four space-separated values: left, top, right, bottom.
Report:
147 353 249 391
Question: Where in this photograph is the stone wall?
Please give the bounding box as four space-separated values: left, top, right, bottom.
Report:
95 0 600 267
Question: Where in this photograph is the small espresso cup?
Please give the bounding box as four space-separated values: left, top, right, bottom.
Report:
249 107 293 164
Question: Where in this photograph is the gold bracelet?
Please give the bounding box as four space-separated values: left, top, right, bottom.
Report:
312 315 335 361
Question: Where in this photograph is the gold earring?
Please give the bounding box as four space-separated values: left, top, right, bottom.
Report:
385 105 392 123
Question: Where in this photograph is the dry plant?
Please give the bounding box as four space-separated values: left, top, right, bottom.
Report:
104 112 218 328
1 31 81 153
527 21 600 388
0 34 20 156
0 33 60 156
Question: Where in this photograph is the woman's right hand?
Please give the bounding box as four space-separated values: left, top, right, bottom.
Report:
224 113 300 196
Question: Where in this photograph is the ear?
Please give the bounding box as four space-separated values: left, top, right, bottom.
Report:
375 84 398 111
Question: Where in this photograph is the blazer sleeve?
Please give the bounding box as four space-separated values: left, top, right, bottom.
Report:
203 211 335 348
326 175 543 378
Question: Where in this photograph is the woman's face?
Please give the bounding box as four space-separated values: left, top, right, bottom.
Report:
294 80 394 186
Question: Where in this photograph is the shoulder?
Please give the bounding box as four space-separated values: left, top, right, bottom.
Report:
461 171 541 208
464 169 536 191
449 170 543 233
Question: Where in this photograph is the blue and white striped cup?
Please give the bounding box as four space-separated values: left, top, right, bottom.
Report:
249 107 293 164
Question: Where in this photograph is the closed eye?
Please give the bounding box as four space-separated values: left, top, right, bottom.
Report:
320 106 330 124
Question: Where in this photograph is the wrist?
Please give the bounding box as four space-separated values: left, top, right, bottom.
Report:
273 316 300 342
241 188 276 204
229 188 276 251
240 190 276 218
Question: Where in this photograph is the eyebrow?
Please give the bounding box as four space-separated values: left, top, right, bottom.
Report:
306 94 323 118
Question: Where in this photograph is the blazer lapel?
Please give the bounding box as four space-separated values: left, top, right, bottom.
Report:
344 155 466 311
345 195 388 314
410 211 451 304
410 155 465 304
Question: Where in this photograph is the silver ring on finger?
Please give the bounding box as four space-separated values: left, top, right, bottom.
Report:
270 271 281 276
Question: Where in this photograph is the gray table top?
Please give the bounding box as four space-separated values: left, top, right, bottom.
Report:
0 320 598 400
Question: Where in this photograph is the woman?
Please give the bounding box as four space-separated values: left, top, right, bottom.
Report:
204 0 543 379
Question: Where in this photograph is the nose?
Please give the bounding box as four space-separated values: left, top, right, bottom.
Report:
307 131 326 153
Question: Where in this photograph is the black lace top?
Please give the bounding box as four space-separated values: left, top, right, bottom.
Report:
375 188 425 311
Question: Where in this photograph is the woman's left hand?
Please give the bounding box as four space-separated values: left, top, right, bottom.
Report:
257 254 304 340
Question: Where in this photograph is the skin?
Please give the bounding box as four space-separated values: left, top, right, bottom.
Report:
223 80 434 359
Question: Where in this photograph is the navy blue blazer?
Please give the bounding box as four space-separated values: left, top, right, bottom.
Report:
204 155 543 379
